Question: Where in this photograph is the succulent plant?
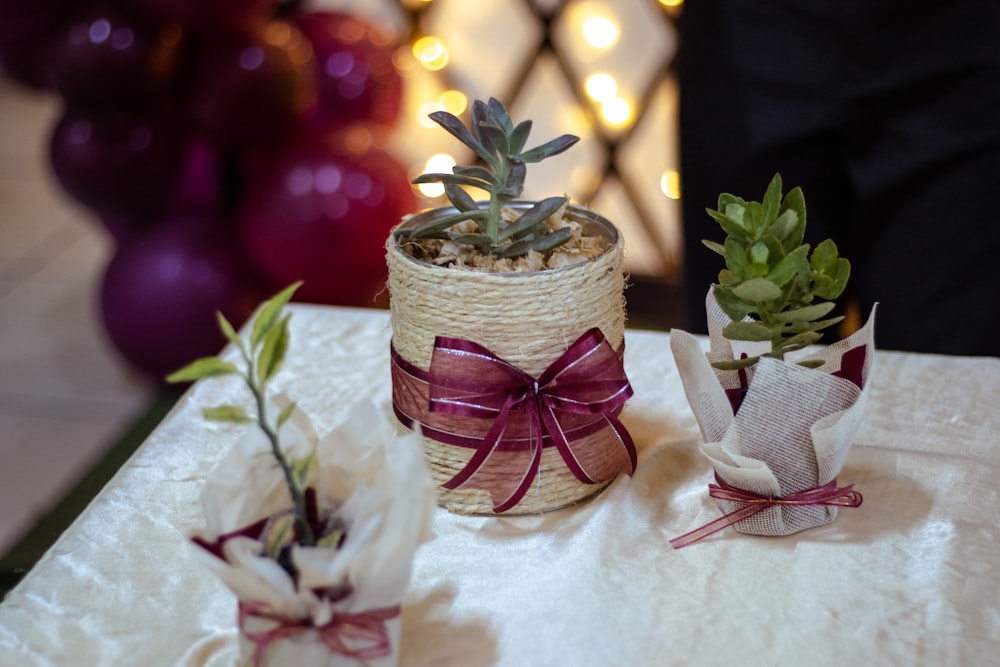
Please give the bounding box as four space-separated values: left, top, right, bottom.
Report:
703 173 851 370
394 97 580 259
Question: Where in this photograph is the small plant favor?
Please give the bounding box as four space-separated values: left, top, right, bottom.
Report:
387 97 636 515
668 174 876 547
168 284 436 666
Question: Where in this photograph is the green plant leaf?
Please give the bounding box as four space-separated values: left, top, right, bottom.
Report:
712 356 762 371
498 196 566 241
781 187 807 249
479 122 509 157
277 401 296 429
723 320 774 342
781 315 844 334
444 183 479 212
702 239 726 257
499 158 526 200
771 301 836 323
397 209 488 238
761 173 782 224
717 269 738 286
766 244 809 287
706 209 753 245
774 330 822 353
518 134 579 163
251 282 301 350
265 513 295 560
166 356 238 383
713 286 755 321
411 173 492 193
731 277 783 303
810 238 840 273
766 208 799 246
428 109 493 164
509 120 532 154
452 165 497 185
723 237 750 280
496 225 572 257
290 451 316 493
202 405 254 424
797 359 826 369
216 311 243 349
485 97 514 134
257 313 290 385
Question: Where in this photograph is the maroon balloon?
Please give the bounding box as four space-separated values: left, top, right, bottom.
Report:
129 0 278 34
186 21 314 151
49 106 185 218
100 215 266 379
0 0 75 89
240 138 415 306
47 4 176 111
295 11 403 133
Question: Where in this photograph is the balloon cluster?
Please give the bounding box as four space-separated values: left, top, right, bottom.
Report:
0 0 417 378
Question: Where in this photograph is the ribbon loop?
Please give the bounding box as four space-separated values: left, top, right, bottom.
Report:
670 474 863 549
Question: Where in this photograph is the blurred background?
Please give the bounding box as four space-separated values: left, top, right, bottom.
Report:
0 0 681 586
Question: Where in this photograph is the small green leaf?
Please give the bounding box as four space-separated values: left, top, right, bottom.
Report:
766 245 809 287
496 226 572 258
485 97 514 134
713 286 754 321
781 315 844 334
400 209 489 238
706 209 753 244
265 514 295 560
712 356 762 371
478 122 509 157
723 320 774 342
444 183 479 212
771 301 836 323
277 401 297 430
761 173 782 224
216 312 243 349
509 119 532 154
202 405 254 423
766 208 799 245
290 451 316 493
452 165 496 185
257 313 290 385
724 237 750 280
701 239 726 257
498 196 566 241
797 359 826 369
428 109 493 164
166 357 238 384
517 134 579 163
731 277 783 303
251 282 301 350
781 187 807 249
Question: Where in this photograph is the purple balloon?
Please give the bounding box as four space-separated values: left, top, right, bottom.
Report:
49 106 185 218
239 138 414 306
295 11 403 133
100 215 266 379
47 4 174 111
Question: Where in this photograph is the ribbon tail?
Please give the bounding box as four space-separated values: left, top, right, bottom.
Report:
441 397 541 513
669 503 771 549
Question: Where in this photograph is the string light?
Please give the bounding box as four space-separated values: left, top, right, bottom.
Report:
412 36 449 71
585 73 617 103
601 97 632 126
417 153 456 197
662 169 681 199
582 15 618 48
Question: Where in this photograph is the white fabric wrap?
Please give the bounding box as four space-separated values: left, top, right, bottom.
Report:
670 291 877 536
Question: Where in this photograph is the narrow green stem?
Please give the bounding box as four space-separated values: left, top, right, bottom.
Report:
245 356 315 547
486 160 510 249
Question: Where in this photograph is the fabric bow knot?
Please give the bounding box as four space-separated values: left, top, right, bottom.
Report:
239 600 398 667
426 328 636 512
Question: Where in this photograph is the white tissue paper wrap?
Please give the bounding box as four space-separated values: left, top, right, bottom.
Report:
670 291 877 537
191 397 436 667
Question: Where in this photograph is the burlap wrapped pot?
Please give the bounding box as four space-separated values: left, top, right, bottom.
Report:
386 202 630 515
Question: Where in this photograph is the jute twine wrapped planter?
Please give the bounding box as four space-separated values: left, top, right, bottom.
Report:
386 203 628 515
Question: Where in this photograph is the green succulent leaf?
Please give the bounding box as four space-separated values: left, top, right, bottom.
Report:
702 239 726 257
766 244 809 287
510 120 532 154
396 210 489 238
428 110 493 163
723 320 774 342
496 226 573 257
712 356 762 371
411 173 491 193
771 301 836 323
166 356 239 383
478 122 509 157
731 277 783 303
761 173 782 224
713 286 755 321
444 183 479 212
518 134 580 163
498 196 566 241
706 209 753 245
485 97 514 134
453 165 497 185
277 401 296 429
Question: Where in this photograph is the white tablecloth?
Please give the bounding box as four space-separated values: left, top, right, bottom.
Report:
1 305 998 666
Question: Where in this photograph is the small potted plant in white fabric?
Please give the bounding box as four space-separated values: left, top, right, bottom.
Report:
669 174 876 548
169 283 436 665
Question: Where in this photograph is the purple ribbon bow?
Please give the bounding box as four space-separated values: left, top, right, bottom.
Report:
392 328 636 512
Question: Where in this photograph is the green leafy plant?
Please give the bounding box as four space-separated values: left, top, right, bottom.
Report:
703 173 851 370
394 96 580 258
166 282 329 550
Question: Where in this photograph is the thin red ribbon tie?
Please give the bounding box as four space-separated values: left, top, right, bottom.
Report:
239 600 399 667
669 475 863 549
428 328 635 512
